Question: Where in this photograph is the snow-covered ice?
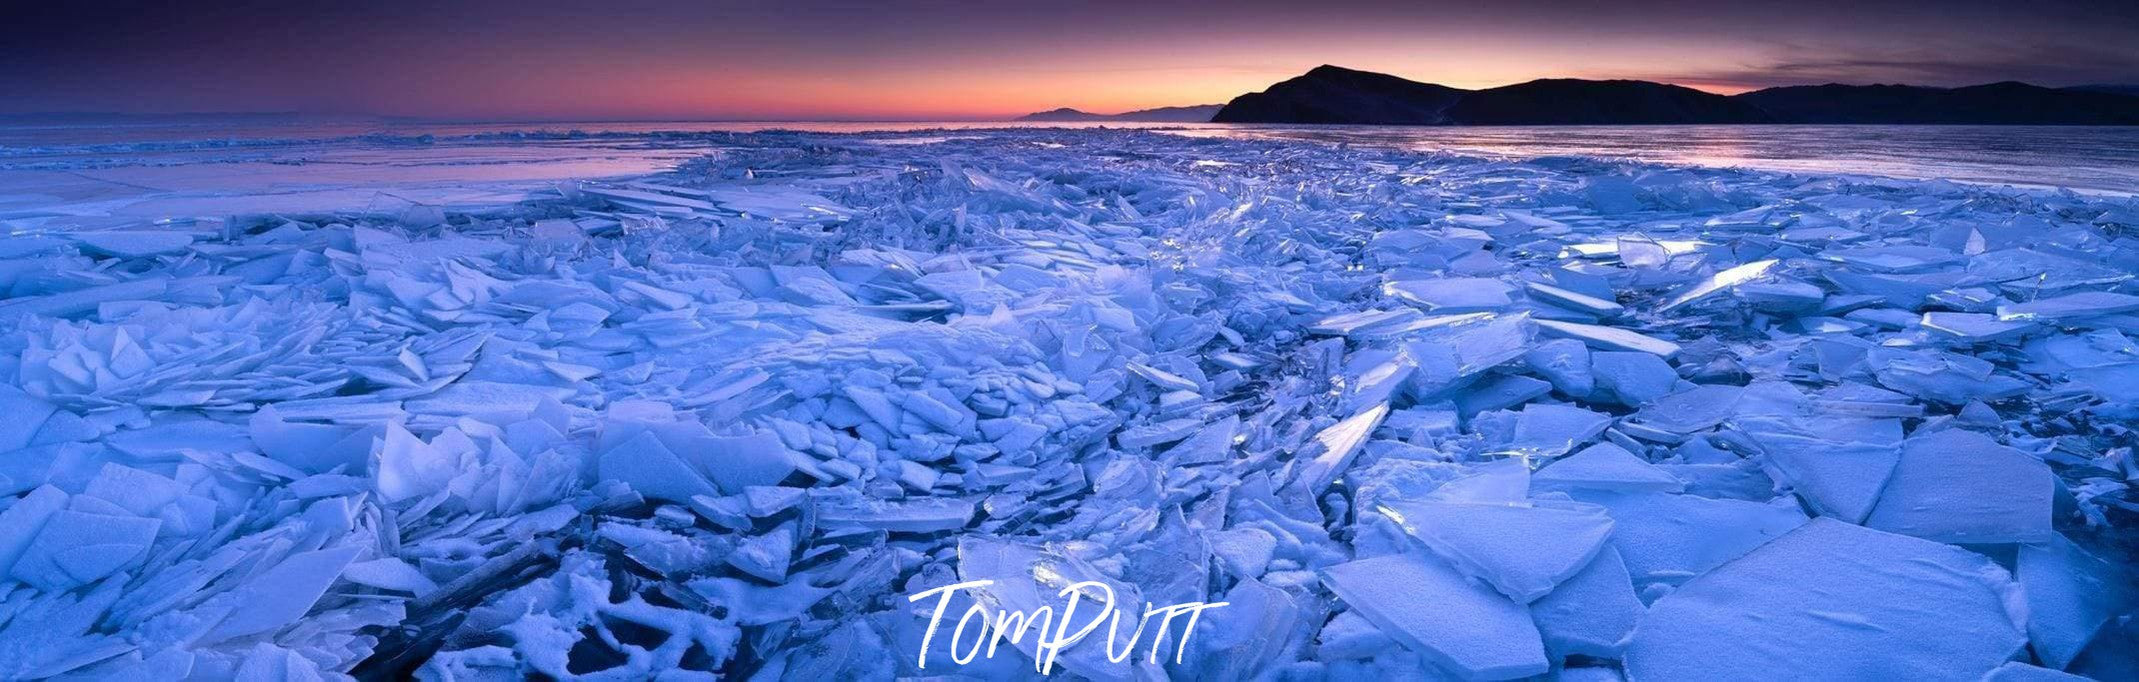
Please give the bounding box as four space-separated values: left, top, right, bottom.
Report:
0 127 2136 679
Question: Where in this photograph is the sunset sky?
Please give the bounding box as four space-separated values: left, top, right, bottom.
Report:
6 0 2137 120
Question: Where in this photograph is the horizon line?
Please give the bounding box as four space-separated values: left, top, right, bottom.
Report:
3 74 2130 122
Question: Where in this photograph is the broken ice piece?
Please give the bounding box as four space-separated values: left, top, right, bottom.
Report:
1733 278 1825 314
1428 312 1535 377
1590 351 1679 406
70 230 198 258
405 381 574 419
202 545 362 642
1379 499 1614 603
1864 429 2053 544
1583 491 1806 584
1998 291 2139 322
0 485 67 577
1523 339 1594 397
528 218 586 243
1320 551 1549 680
1748 432 1898 524
598 431 722 503
2018 533 2136 670
82 463 181 517
1507 403 1613 457
1383 277 1514 313
1525 281 1623 318
1535 319 1680 359
1209 527 1277 578
1529 545 1643 659
1626 519 2024 680
1869 349 2030 405
1116 417 1202 450
952 537 1161 680
817 497 972 533
10 508 160 591
250 405 373 474
1126 362 1201 393
1345 353 1418 411
1630 385 1741 433
696 430 800 494
726 523 795 582
1309 308 1422 337
1427 458 1533 504
1534 443 1683 493
1293 402 1389 495
343 557 440 595
1922 312 2034 343
1824 245 1960 273
1659 259 1778 312
1983 662 2092 682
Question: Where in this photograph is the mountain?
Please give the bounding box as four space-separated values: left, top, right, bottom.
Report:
1208 66 2139 125
1019 108 1102 121
1451 79 1770 124
1212 66 1759 125
2069 84 2139 97
1211 65 1466 124
1737 82 2139 124
1017 104 1222 122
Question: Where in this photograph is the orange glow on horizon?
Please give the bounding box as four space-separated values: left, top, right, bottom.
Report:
394 62 1761 121
8 2 2126 120
331 30 1783 121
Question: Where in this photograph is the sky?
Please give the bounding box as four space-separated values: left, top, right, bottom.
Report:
5 0 2138 120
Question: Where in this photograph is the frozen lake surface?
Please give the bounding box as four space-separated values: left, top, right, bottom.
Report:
0 125 2134 679
4 119 2136 226
1192 123 2139 193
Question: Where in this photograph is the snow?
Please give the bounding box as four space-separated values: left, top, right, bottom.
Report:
0 127 2134 678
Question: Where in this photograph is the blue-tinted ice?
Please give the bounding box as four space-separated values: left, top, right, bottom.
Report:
0 128 2133 679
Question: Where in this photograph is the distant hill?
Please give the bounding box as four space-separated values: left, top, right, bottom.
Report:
1017 104 1222 122
1738 82 2139 125
1451 78 1770 124
1209 65 2139 125
2066 84 2139 97
1211 65 1466 124
1213 66 1760 125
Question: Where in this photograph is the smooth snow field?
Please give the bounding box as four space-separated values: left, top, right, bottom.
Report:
0 126 2135 680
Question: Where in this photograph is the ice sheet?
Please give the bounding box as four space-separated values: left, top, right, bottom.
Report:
0 126 2132 678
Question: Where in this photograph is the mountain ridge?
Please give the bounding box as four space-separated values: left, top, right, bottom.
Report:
1180 66 2139 125
1737 81 2139 124
1016 104 1222 122
1210 64 1467 124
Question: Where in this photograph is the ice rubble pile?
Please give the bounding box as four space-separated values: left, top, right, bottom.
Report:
0 128 2136 680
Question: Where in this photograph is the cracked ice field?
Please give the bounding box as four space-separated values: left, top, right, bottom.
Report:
0 127 2134 680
